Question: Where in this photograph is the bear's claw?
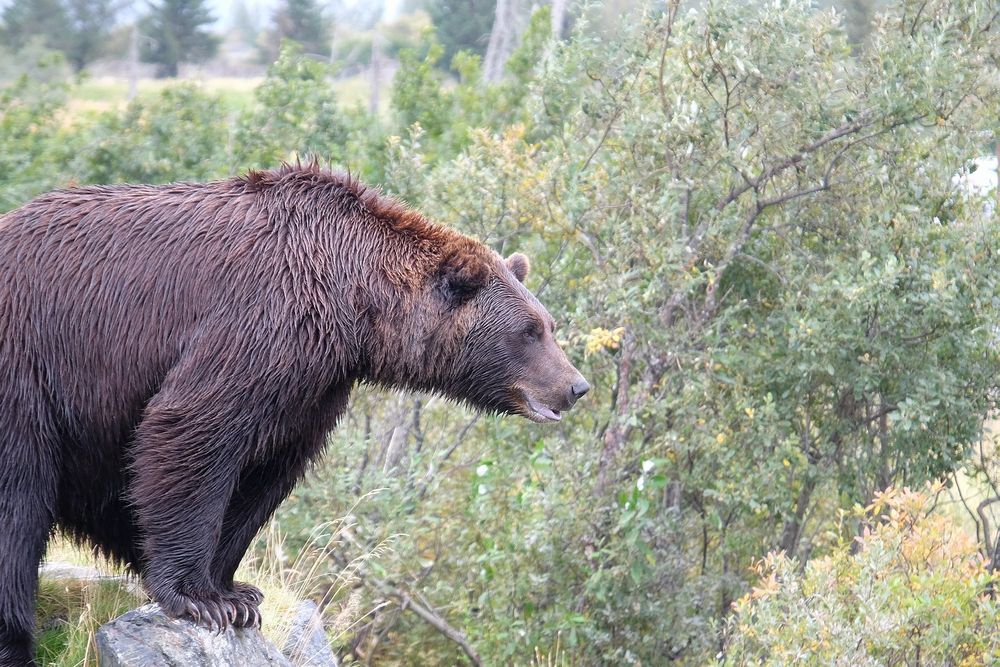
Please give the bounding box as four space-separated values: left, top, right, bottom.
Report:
219 581 264 628
184 599 201 625
232 581 265 606
157 588 233 633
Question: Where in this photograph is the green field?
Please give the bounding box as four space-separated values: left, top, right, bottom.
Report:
67 74 376 119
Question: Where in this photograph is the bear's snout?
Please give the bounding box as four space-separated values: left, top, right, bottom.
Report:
569 377 590 404
519 368 589 423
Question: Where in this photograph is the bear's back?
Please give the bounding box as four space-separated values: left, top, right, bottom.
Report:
0 180 285 441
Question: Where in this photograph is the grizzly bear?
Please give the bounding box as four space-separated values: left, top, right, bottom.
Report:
0 163 588 665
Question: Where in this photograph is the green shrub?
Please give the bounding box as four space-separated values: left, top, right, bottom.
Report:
721 484 999 666
234 44 349 169
68 84 230 184
0 47 70 210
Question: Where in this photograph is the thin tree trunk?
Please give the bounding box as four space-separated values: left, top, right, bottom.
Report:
595 334 633 495
369 28 383 115
483 0 520 82
551 0 569 39
995 140 999 214
128 23 139 100
779 476 817 558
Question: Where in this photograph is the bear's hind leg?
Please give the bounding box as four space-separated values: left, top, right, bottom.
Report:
0 426 59 667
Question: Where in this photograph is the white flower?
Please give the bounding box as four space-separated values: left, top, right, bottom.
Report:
476 464 489 477
642 459 655 473
637 477 645 491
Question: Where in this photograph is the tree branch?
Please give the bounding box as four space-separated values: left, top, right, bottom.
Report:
714 114 875 212
977 497 1000 565
343 530 483 666
383 582 482 666
657 0 681 120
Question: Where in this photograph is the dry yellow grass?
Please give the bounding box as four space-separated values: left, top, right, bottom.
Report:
36 495 389 664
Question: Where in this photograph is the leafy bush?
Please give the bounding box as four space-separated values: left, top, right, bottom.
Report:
69 85 231 184
722 484 1000 666
318 0 1000 662
235 44 349 169
0 0 997 663
0 47 70 210
389 7 550 161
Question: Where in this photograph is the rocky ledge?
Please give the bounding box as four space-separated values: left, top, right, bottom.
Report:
95 601 337 667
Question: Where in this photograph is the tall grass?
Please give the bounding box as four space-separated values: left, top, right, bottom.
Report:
526 633 570 667
237 490 397 650
36 493 391 665
35 577 143 666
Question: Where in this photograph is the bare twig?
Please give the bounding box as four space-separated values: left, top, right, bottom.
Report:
338 527 483 665
657 0 682 120
414 413 482 503
977 497 1000 564
580 41 654 172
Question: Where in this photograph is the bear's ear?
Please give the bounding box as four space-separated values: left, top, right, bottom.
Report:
505 252 530 283
439 248 490 304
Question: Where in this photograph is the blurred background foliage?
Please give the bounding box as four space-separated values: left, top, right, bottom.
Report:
2 0 999 664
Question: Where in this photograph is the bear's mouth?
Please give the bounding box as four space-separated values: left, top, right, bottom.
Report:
524 395 562 423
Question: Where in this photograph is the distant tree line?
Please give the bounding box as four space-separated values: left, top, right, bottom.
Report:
0 0 339 78
0 0 117 71
0 0 890 78
0 0 218 76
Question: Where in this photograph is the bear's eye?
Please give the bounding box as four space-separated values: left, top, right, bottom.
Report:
522 325 541 342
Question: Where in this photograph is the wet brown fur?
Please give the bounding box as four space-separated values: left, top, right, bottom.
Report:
0 163 586 664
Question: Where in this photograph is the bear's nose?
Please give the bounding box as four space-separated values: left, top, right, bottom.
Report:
570 378 590 401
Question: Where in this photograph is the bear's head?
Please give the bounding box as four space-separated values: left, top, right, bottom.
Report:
383 241 589 423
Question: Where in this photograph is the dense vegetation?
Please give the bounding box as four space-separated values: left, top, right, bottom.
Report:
2 0 998 664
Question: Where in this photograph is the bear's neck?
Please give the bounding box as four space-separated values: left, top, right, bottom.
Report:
353 236 487 394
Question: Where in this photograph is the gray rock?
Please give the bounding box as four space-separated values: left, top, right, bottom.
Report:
96 604 291 667
40 562 117 581
40 561 146 596
282 600 338 667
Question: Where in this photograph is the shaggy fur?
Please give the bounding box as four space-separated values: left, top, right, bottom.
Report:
0 164 587 665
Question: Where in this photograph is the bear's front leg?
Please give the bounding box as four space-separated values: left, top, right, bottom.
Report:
129 387 251 633
210 440 324 628
211 471 294 629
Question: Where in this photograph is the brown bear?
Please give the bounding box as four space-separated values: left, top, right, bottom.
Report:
0 163 588 665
